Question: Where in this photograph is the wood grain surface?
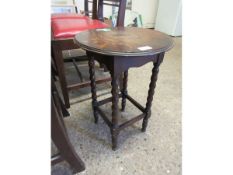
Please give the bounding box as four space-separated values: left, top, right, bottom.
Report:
75 27 174 56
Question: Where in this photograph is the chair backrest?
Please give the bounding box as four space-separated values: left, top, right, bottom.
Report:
84 0 98 19
97 0 127 27
83 0 126 26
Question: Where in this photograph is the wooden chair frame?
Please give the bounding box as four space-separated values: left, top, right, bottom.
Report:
51 79 85 173
51 0 127 108
52 0 108 108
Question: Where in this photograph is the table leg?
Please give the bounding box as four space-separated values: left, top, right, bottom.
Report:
88 56 98 123
121 71 128 111
142 54 164 132
111 73 120 150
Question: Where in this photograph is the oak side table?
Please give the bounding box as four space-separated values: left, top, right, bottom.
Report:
74 27 173 150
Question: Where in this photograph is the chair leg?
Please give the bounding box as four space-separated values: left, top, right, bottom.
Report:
52 44 70 108
51 76 70 117
58 94 70 117
51 100 85 173
51 63 58 81
72 58 84 82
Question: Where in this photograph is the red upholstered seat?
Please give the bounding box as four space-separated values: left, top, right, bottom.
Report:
51 15 109 39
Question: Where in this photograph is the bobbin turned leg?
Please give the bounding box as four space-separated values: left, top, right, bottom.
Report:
121 71 128 111
142 53 164 132
88 55 98 123
111 73 120 150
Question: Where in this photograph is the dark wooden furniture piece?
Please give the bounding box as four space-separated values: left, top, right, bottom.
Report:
74 27 173 150
51 0 127 108
51 79 85 173
51 0 107 109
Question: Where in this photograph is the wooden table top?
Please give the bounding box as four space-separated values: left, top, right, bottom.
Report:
74 27 174 56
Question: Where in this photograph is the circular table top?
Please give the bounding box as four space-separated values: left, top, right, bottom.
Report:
74 27 174 56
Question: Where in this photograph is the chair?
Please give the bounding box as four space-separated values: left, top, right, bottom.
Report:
97 0 126 27
51 0 109 109
51 78 85 173
51 0 127 108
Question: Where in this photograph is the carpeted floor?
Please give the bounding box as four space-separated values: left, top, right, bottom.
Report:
52 36 182 175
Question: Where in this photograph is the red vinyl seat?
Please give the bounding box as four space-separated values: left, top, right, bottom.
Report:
51 14 109 39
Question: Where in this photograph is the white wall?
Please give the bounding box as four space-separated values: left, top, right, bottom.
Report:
51 0 76 13
93 0 160 28
52 0 73 4
155 0 182 36
75 0 84 12
132 0 159 28
103 0 159 28
174 3 182 36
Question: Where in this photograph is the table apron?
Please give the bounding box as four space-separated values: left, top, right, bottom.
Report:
86 51 163 74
